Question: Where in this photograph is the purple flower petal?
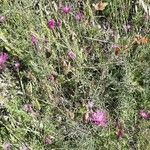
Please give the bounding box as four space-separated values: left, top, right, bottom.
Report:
75 12 84 21
89 110 108 127
67 50 76 60
0 52 8 69
47 19 56 30
14 62 20 71
31 35 38 46
61 6 71 14
0 16 6 23
139 110 150 120
2 143 11 150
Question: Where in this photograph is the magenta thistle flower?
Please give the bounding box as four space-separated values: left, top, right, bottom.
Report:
139 110 150 120
31 35 38 46
67 50 76 60
2 143 11 150
61 6 71 14
47 19 56 30
75 12 84 21
89 110 108 127
0 52 8 69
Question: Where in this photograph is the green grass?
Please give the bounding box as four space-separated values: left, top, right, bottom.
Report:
0 0 150 149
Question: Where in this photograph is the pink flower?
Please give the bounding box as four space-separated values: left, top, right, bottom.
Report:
67 50 76 60
75 12 84 21
23 104 33 113
2 143 11 150
89 110 108 127
0 16 6 23
14 62 20 71
47 19 55 30
61 6 71 14
44 136 54 145
48 74 55 82
139 110 150 120
31 35 38 46
123 24 131 33
0 52 8 69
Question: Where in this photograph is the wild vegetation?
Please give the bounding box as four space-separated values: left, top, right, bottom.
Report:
0 0 150 149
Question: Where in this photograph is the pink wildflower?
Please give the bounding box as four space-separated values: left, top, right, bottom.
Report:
2 143 11 150
61 6 71 14
0 16 6 23
31 35 38 46
89 110 108 127
23 104 33 113
48 74 55 82
14 62 20 71
0 52 8 69
75 12 84 21
67 50 76 60
123 24 131 33
139 110 150 120
44 136 54 145
47 19 56 30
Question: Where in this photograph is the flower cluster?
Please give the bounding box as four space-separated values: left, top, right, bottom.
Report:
89 110 108 127
0 52 8 69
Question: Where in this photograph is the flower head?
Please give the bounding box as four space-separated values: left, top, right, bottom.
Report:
14 62 20 71
0 52 8 69
67 50 76 60
61 6 71 14
23 104 33 113
139 110 150 120
44 136 54 145
2 143 11 150
47 19 55 30
0 16 6 23
75 12 84 21
123 24 131 33
48 74 55 82
31 35 38 46
89 110 108 127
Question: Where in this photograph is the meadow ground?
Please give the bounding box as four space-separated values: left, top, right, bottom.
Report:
0 0 150 150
